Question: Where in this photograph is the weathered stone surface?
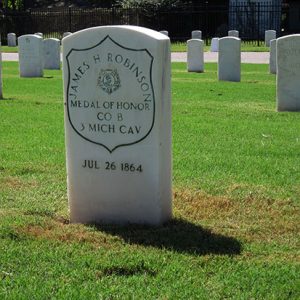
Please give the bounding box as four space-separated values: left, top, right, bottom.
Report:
7 33 17 47
211 38 219 52
228 30 239 37
265 30 276 47
277 34 300 111
18 35 43 77
43 38 60 69
218 37 241 82
269 39 277 74
159 30 169 36
191 30 202 39
187 39 204 72
62 25 172 224
63 32 72 39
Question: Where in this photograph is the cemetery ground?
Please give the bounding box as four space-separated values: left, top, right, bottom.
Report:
1 42 269 54
0 61 299 299
172 42 269 52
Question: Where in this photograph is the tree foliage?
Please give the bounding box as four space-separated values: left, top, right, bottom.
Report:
115 0 209 10
116 0 186 10
2 0 24 10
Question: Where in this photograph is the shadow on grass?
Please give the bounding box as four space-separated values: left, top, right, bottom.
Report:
94 218 241 256
0 97 16 101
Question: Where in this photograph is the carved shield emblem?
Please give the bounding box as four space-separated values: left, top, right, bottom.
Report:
65 35 155 153
98 69 121 94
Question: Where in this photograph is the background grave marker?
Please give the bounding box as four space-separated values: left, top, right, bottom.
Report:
7 33 17 47
187 39 204 72
218 36 241 82
269 39 277 74
191 30 202 39
228 30 239 37
277 34 300 111
265 30 276 47
18 34 43 77
43 38 60 70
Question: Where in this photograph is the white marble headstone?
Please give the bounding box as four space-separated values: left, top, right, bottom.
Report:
269 39 277 74
62 25 172 224
18 34 44 77
218 37 241 82
35 32 43 38
63 32 72 39
211 38 219 52
43 38 60 70
265 30 276 47
187 39 204 72
159 30 169 36
7 33 17 47
277 34 300 111
228 30 239 37
192 30 202 39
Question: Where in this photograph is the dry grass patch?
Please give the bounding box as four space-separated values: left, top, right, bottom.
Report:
0 176 38 190
16 218 123 249
174 188 300 244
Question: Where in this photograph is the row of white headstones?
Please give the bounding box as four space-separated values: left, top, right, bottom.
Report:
187 35 300 112
7 29 275 48
9 29 276 77
9 33 71 76
6 32 72 47
0 26 298 225
17 34 62 76
187 30 277 75
158 29 276 49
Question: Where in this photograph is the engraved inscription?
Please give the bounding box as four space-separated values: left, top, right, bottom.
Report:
98 69 121 94
66 35 155 152
81 159 143 173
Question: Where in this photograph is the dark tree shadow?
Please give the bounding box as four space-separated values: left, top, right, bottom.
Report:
93 218 241 256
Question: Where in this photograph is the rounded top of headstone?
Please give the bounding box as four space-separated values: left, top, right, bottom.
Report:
277 34 300 42
187 39 203 42
18 34 43 41
159 30 169 36
63 32 72 39
63 25 170 44
44 38 60 42
219 36 240 41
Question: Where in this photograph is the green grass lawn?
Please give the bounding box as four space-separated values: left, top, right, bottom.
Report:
0 62 299 299
172 42 269 52
1 46 18 53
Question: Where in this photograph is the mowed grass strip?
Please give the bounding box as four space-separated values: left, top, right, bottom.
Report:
171 42 269 52
2 43 269 54
0 62 299 299
172 63 300 201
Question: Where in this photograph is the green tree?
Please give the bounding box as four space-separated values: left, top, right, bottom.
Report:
116 0 183 10
2 0 24 10
116 0 212 10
